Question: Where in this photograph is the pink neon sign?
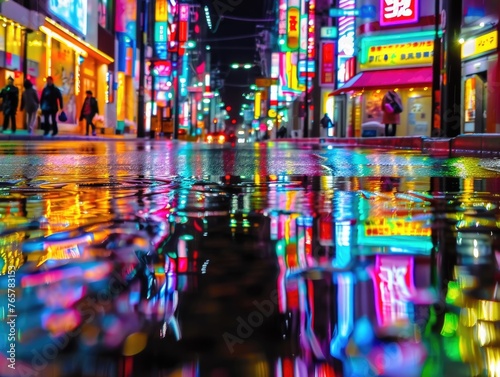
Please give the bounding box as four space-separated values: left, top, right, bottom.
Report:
371 255 415 328
380 0 419 26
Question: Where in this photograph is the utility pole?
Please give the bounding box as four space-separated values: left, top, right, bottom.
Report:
431 0 442 137
136 0 147 138
173 2 181 140
303 0 310 138
441 0 462 138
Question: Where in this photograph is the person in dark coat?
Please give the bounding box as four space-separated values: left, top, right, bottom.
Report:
1 76 19 133
381 90 403 136
79 90 99 136
277 125 287 138
40 76 63 137
20 79 39 134
320 113 334 137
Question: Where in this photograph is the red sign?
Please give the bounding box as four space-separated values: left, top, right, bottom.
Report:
178 3 189 43
149 60 172 77
380 0 419 26
344 56 356 82
168 23 185 55
320 42 335 85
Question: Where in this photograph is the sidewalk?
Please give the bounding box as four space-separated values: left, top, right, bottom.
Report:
0 129 138 141
278 134 500 158
1 130 498 158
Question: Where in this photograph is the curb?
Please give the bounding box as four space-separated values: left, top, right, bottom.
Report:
283 134 500 158
1 133 499 158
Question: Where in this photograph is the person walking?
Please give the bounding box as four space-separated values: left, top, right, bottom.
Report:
40 76 63 137
1 76 19 133
381 90 403 136
320 113 334 138
79 90 99 136
20 79 39 134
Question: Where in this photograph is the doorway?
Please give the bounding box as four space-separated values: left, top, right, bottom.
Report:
464 72 487 133
334 95 346 137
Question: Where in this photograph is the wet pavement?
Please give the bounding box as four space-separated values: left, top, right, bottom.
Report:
0 140 500 376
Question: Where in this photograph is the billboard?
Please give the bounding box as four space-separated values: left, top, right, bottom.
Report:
49 0 88 36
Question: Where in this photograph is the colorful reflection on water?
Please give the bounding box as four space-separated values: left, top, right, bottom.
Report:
0 155 500 375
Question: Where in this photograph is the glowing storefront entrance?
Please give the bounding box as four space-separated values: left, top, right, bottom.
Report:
461 30 498 134
331 31 437 137
39 18 113 132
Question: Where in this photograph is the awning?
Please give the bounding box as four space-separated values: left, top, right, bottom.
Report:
41 18 114 65
330 67 432 96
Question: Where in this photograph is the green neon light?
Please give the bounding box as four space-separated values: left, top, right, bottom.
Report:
361 30 443 44
360 30 444 65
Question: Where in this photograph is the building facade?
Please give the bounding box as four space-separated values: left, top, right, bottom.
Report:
333 0 437 137
460 0 499 134
0 0 114 135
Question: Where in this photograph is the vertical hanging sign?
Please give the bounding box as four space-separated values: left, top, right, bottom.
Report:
320 42 335 85
286 0 300 51
155 0 168 58
337 0 355 86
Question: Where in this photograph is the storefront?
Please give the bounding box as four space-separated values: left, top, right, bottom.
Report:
38 18 113 134
461 29 498 133
332 31 435 137
0 15 33 131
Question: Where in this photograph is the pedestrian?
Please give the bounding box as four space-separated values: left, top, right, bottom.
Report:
320 113 334 137
40 76 63 137
277 125 287 138
20 79 39 134
79 90 99 136
1 76 19 133
381 90 403 136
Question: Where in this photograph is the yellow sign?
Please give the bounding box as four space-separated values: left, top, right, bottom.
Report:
254 92 262 119
256 77 278 87
155 0 167 21
462 30 498 59
364 218 431 237
360 40 434 70
286 7 300 50
268 109 277 118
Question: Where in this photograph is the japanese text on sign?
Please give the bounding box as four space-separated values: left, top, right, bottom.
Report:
380 0 419 26
361 40 434 69
371 255 415 328
287 7 300 50
364 218 431 237
462 30 498 59
155 0 167 21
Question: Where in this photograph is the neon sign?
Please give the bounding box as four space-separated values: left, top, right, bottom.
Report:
286 7 300 50
380 0 419 26
337 0 355 85
371 255 415 328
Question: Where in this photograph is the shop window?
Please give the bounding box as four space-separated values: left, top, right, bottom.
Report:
51 39 77 124
5 25 21 71
0 24 5 68
27 31 46 90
